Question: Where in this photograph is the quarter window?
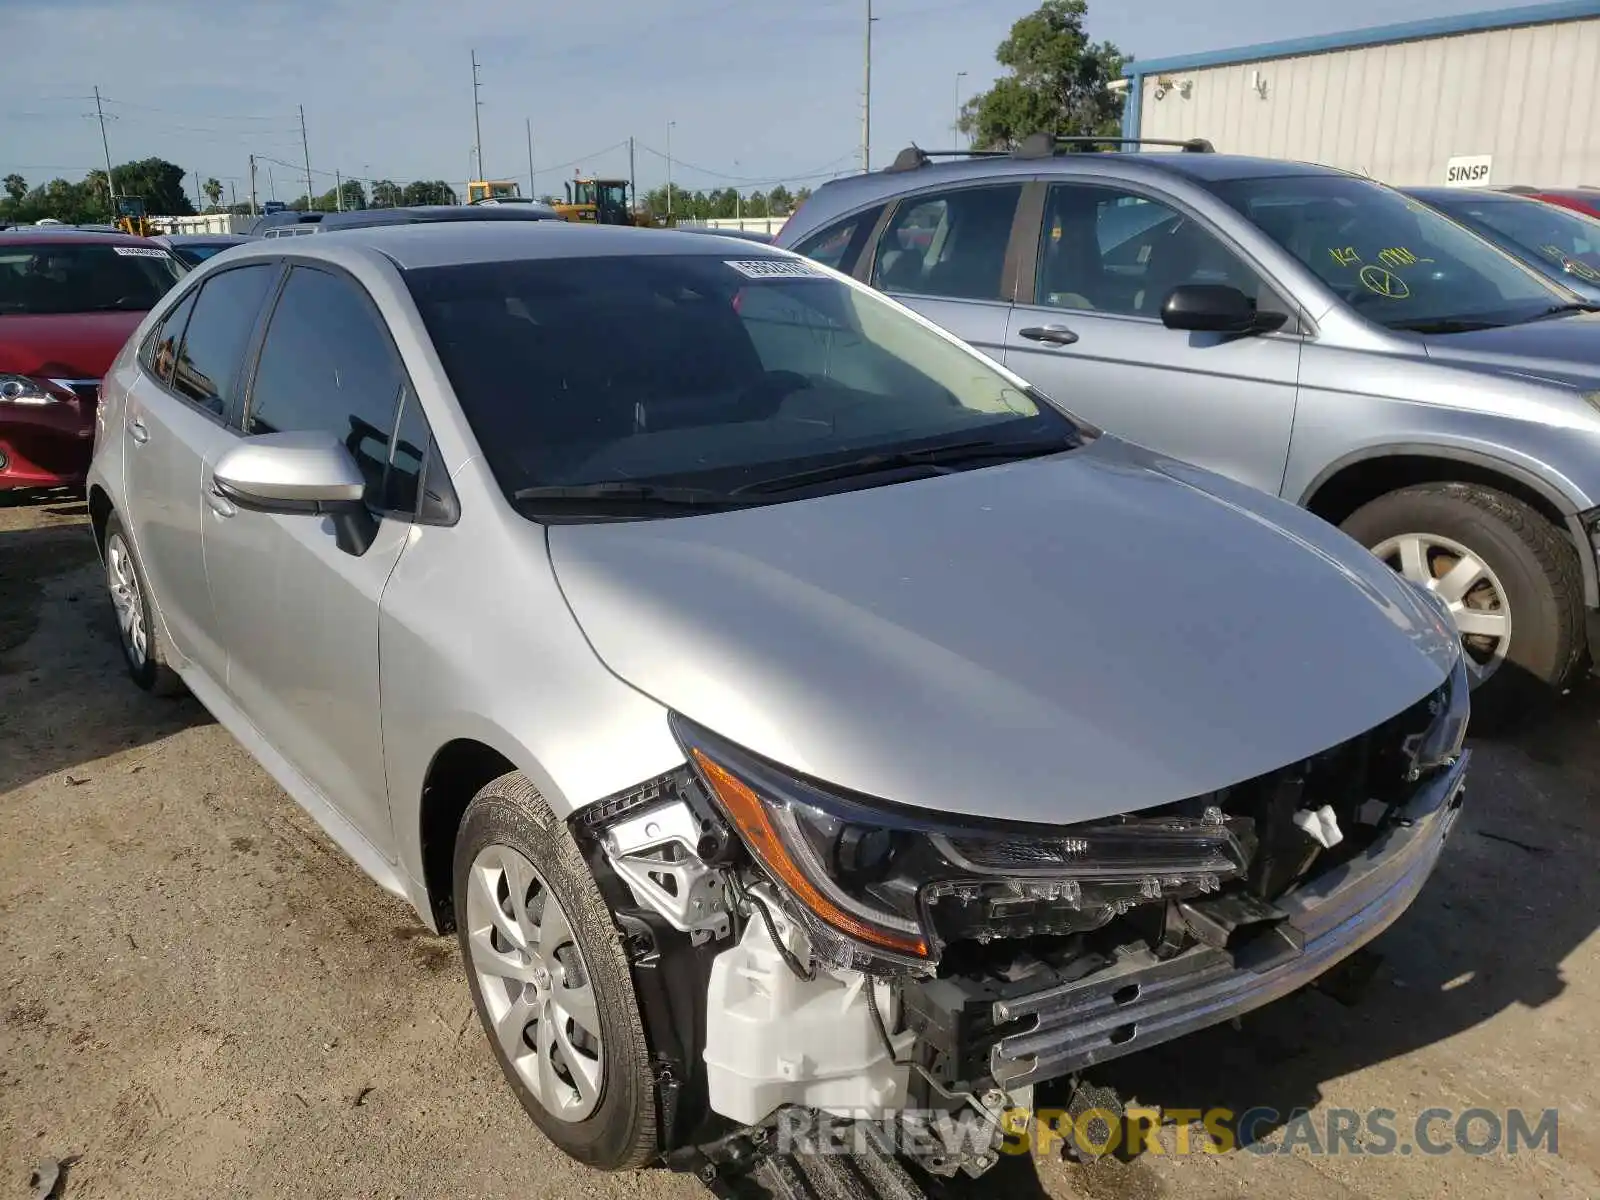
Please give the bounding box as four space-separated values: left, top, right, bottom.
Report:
246 265 422 512
1036 184 1266 317
169 264 277 419
141 288 198 384
792 205 885 274
871 185 1022 301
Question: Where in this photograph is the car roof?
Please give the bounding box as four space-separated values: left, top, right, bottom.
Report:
1402 186 1524 204
795 149 1351 226
156 233 251 244
0 230 165 248
317 204 561 231
238 220 791 270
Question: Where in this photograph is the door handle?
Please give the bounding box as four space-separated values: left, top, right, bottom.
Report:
206 485 236 519
1018 325 1080 346
128 418 150 444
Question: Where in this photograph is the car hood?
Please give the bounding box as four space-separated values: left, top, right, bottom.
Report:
547 438 1459 825
0 311 146 379
1422 311 1600 386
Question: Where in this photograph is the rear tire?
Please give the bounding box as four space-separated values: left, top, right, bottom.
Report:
102 514 183 696
1341 483 1584 715
453 771 658 1170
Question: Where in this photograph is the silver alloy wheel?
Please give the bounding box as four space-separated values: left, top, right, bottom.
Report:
465 844 604 1123
1371 531 1511 686
105 533 148 668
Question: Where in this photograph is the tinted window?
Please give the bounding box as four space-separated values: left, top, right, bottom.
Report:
1207 174 1562 331
405 253 1080 505
1036 184 1266 317
386 388 430 513
170 265 276 418
1428 195 1600 284
247 266 407 505
0 241 184 315
871 185 1021 301
792 205 885 274
142 288 197 383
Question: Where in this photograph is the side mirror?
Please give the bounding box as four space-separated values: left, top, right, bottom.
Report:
212 431 378 556
1160 284 1287 334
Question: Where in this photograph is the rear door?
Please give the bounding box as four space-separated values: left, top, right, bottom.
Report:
857 182 1027 361
1001 180 1305 497
124 263 280 678
202 262 429 854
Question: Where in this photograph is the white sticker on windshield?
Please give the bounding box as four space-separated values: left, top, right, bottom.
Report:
724 258 824 280
112 246 172 259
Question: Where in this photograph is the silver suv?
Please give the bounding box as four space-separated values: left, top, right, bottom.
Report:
777 140 1600 709
87 223 1468 1186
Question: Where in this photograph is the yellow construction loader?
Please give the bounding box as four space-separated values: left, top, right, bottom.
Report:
552 178 656 226
113 196 156 238
467 179 525 205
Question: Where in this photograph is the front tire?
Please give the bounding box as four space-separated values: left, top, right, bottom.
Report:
453 771 658 1170
1341 483 1585 704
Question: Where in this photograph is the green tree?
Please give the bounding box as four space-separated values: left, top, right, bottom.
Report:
203 177 224 210
402 180 457 206
794 186 813 206
371 179 403 208
767 184 793 215
959 0 1126 151
111 158 196 215
3 174 25 203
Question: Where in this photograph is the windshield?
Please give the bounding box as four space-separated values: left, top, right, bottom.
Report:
600 183 628 210
1206 174 1566 331
1425 194 1600 286
405 253 1080 508
0 242 184 315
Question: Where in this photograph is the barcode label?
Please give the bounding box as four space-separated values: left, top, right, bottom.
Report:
725 258 824 279
113 246 172 258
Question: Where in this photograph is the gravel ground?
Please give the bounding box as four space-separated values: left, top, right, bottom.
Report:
2 493 1597 1200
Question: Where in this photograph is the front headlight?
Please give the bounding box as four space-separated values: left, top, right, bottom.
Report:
0 375 66 405
672 715 1253 971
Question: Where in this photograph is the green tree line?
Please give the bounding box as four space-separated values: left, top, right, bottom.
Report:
636 183 812 222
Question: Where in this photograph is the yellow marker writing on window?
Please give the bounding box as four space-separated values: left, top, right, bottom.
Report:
1359 264 1410 299
1329 246 1362 267
1378 246 1431 269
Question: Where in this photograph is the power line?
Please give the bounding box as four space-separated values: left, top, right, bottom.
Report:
635 144 857 186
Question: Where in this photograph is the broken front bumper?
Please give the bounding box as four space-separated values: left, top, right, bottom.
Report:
988 751 1469 1086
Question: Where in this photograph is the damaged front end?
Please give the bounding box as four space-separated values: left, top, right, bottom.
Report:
571 655 1470 1183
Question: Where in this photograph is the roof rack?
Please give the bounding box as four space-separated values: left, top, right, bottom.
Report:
1013 133 1215 157
884 133 1215 173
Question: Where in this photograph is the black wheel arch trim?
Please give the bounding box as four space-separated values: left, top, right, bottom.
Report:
1296 442 1599 611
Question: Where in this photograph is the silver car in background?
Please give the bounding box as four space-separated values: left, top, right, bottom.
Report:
777 141 1600 712
86 223 1469 1185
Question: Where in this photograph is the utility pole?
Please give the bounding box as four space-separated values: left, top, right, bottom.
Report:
267 164 277 202
93 86 117 203
193 169 202 212
954 70 968 147
335 168 344 212
471 50 484 184
628 136 636 214
526 118 536 199
666 120 676 219
249 155 258 217
299 104 313 210
862 0 877 172
229 181 238 213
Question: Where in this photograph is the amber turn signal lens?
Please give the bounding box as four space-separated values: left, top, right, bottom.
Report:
691 748 930 958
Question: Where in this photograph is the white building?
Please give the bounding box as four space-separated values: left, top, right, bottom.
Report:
1121 1 1600 187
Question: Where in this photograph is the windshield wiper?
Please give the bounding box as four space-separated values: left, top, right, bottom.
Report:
511 482 745 507
1524 301 1600 322
732 435 1079 496
1390 318 1506 333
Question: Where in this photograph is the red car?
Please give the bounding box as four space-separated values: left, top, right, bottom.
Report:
0 231 184 490
1502 186 1600 220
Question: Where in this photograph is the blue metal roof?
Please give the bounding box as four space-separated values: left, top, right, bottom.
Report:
1121 0 1600 77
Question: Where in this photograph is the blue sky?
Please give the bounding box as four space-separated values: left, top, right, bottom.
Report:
2 0 1558 203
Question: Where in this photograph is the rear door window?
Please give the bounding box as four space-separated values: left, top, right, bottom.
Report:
168 264 278 421
870 184 1023 302
791 205 886 275
140 288 198 384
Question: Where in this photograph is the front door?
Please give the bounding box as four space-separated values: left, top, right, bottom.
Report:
203 263 425 855
1003 182 1304 497
124 263 279 677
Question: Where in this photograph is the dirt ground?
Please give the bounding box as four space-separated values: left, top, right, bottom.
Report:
2 493 1597 1200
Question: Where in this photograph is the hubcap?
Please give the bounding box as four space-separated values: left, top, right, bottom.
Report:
105 534 148 668
465 845 603 1123
1371 532 1510 687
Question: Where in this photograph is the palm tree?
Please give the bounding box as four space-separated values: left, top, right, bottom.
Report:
203 177 223 211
